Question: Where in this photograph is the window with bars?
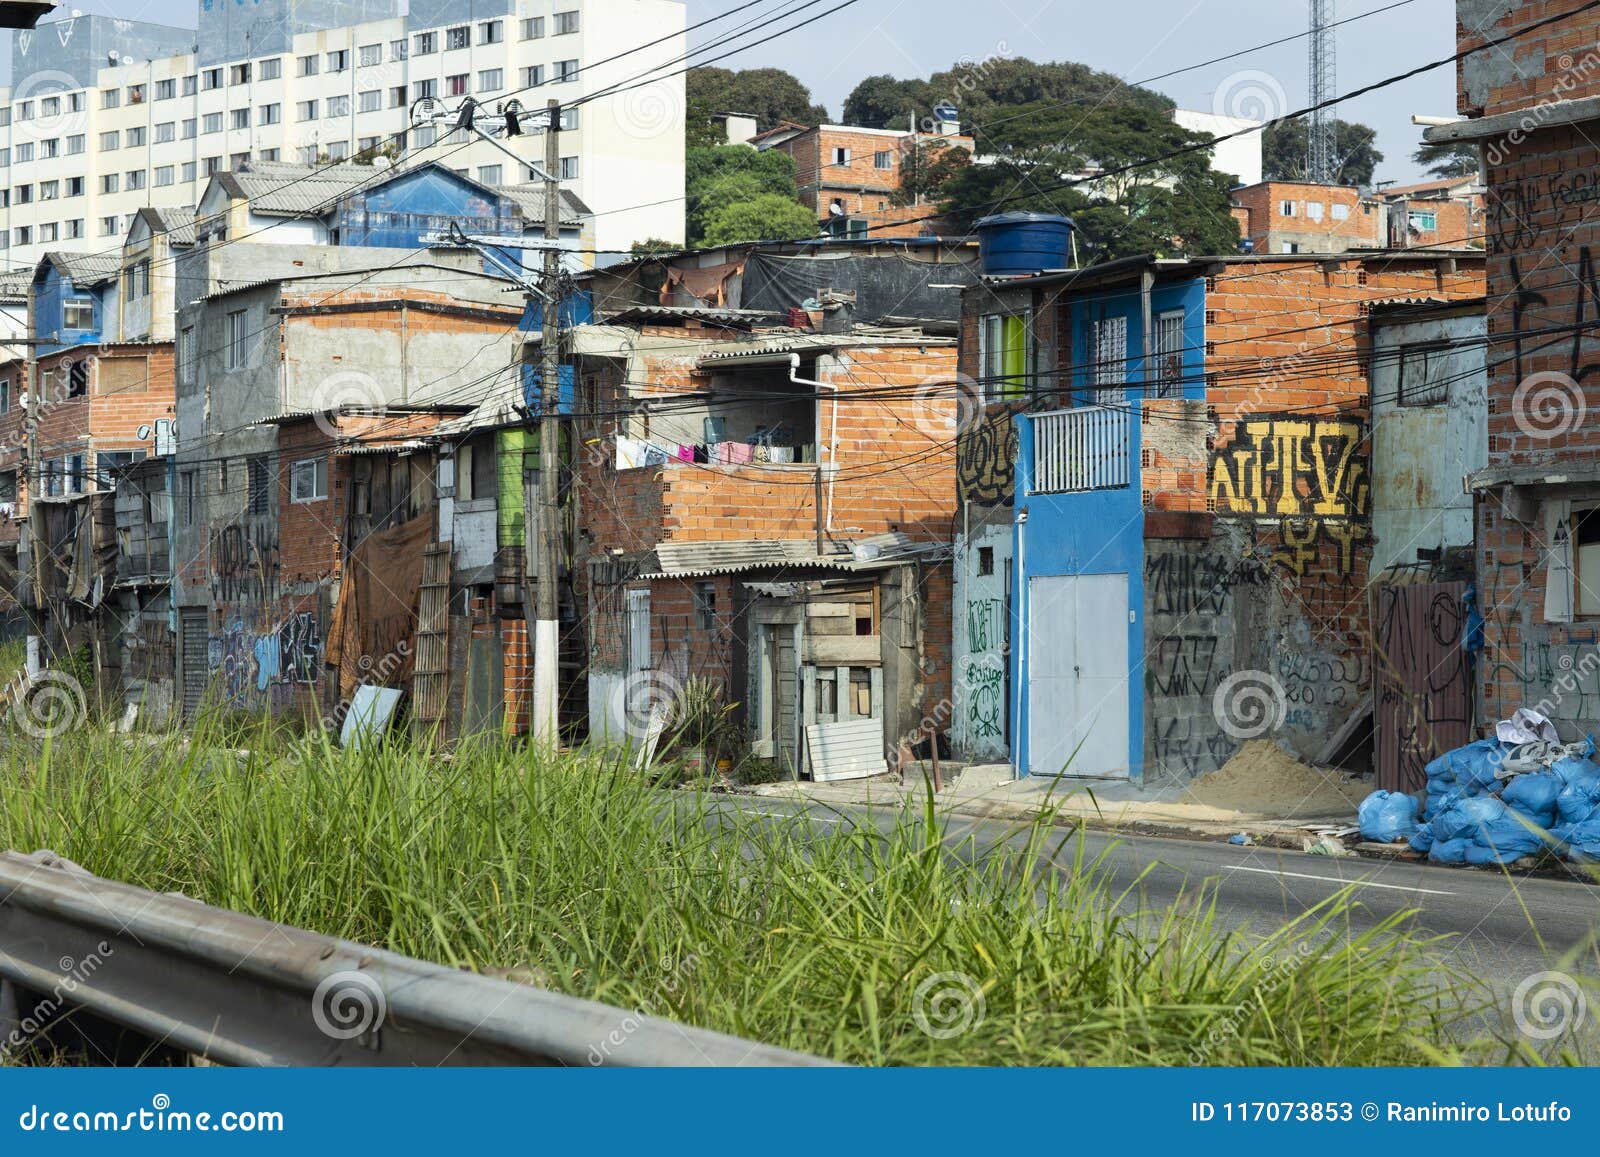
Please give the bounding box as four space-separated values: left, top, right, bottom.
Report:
1152 310 1186 400
247 456 271 515
1088 314 1127 403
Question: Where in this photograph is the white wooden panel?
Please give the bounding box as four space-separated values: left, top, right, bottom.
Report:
806 602 853 618
1028 574 1130 779
803 635 880 665
806 718 888 781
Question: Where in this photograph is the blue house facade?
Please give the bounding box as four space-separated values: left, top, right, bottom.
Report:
31 252 120 357
1007 265 1206 781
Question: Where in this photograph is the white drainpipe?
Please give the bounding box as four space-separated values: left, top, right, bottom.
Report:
788 353 838 540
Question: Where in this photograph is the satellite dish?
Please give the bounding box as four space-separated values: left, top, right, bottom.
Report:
828 202 845 217
932 103 959 122
371 155 391 170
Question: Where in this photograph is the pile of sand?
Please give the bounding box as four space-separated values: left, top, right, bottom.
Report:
1182 740 1366 819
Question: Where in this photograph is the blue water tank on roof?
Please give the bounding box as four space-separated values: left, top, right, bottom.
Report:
974 212 1075 276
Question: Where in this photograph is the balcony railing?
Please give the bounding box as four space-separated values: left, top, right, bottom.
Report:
1031 405 1130 494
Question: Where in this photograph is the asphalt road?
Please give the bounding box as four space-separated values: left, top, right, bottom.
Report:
713 794 1600 1047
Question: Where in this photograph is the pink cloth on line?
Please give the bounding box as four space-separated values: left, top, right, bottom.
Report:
676 444 695 462
725 442 753 464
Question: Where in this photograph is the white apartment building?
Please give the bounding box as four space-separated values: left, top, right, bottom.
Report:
0 1 685 270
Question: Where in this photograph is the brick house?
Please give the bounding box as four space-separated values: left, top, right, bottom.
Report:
954 250 1484 781
569 315 959 776
1231 180 1479 254
1424 0 1600 741
170 264 524 721
752 122 974 239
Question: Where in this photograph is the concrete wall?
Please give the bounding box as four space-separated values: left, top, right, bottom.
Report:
1370 307 1487 574
951 519 1010 761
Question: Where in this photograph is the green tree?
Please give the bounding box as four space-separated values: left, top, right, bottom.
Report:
1262 118 1384 187
630 237 682 257
685 144 813 246
842 75 935 129
1410 140 1478 179
700 194 819 246
685 66 829 147
926 101 1241 261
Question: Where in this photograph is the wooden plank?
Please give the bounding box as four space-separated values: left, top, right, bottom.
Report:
870 667 883 720
803 635 881 666
836 666 851 719
805 602 852 618
805 718 888 782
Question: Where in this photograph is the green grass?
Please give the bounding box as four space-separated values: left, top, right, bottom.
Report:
0 720 1490 1065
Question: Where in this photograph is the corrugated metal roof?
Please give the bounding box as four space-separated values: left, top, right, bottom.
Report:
0 268 31 300
492 183 591 225
607 304 782 327
40 251 120 287
697 332 952 367
217 161 375 216
638 532 950 579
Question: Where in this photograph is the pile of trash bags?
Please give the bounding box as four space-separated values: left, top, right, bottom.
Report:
1357 707 1600 865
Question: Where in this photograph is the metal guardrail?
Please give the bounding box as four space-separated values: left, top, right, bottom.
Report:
0 850 833 1067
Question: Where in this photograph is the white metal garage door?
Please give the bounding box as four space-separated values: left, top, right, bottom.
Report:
1027 573 1130 778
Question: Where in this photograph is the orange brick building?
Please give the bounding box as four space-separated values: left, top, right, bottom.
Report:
569 318 959 775
954 250 1484 779
1231 180 1480 254
1425 0 1600 738
753 122 972 239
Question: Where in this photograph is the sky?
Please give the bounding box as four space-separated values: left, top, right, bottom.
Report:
4 0 1459 184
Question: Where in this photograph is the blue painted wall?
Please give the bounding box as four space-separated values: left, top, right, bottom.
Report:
1012 275 1205 781
32 265 105 357
330 167 518 252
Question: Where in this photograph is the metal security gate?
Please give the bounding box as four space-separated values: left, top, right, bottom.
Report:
179 606 208 719
1374 582 1472 793
1027 573 1130 778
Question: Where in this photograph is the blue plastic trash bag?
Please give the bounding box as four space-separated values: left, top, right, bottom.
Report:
1560 817 1600 861
1502 771 1561 827
1556 775 1600 826
1452 740 1509 794
1476 811 1547 860
1409 822 1435 853
1358 790 1419 842
1429 838 1470 864
1432 796 1507 843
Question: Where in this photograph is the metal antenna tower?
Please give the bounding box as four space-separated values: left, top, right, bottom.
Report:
1307 0 1337 182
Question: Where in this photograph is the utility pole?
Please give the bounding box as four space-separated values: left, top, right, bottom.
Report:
531 97 562 745
22 345 41 677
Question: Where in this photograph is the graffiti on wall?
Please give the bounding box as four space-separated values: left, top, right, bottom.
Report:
1145 550 1268 617
957 410 1020 508
211 519 280 605
1276 650 1369 730
1209 416 1370 576
961 597 1008 743
279 612 323 684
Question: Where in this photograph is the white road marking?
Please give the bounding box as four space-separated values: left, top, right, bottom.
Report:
1224 864 1454 896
